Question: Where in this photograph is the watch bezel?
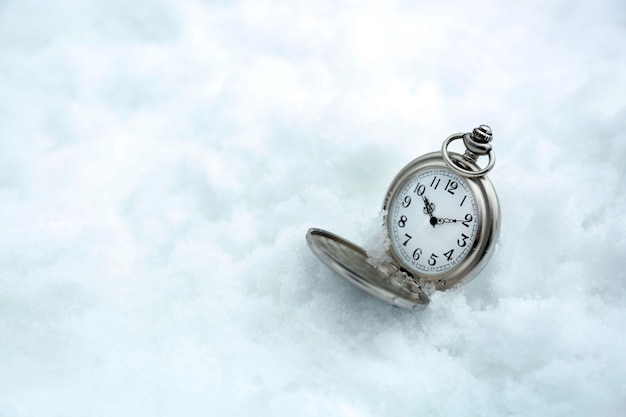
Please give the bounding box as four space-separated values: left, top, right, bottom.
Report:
382 151 500 290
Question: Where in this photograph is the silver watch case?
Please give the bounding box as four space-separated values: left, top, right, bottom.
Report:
306 128 500 310
382 151 500 291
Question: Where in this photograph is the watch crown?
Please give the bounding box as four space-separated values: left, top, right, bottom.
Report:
472 125 493 143
462 124 493 158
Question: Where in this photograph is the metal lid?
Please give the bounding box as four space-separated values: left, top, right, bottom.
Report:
306 228 429 309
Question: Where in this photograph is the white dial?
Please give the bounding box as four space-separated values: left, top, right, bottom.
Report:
387 167 479 276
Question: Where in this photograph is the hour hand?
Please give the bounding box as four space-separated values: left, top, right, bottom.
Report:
422 196 435 215
422 196 438 227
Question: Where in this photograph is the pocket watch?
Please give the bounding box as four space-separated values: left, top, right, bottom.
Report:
306 125 500 309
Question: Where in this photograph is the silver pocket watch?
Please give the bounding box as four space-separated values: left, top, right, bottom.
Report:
306 125 500 309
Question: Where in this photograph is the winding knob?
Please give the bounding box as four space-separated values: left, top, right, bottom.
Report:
472 125 493 143
463 124 493 157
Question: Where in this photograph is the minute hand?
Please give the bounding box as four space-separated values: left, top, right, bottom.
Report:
436 218 465 225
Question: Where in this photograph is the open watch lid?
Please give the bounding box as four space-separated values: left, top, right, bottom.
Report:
306 228 429 309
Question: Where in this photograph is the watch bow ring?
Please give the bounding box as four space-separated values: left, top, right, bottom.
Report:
441 125 496 178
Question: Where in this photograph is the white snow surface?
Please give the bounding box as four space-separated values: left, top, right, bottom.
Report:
1 0 625 415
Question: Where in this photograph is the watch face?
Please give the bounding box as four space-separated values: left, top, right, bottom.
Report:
387 166 479 276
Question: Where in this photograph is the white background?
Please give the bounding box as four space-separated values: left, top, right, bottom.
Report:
1 0 625 415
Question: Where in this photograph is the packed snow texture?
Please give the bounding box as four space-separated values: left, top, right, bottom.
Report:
1 0 625 415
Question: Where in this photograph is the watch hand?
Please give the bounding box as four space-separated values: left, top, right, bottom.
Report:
422 195 438 227
436 218 465 225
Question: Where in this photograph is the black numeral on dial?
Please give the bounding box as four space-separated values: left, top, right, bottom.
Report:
403 234 412 246
412 248 422 260
443 249 454 261
398 215 408 228
444 180 458 194
458 233 469 247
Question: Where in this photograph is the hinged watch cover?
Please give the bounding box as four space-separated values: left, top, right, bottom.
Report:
306 228 430 309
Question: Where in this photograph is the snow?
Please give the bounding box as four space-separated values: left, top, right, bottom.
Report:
1 0 625 415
